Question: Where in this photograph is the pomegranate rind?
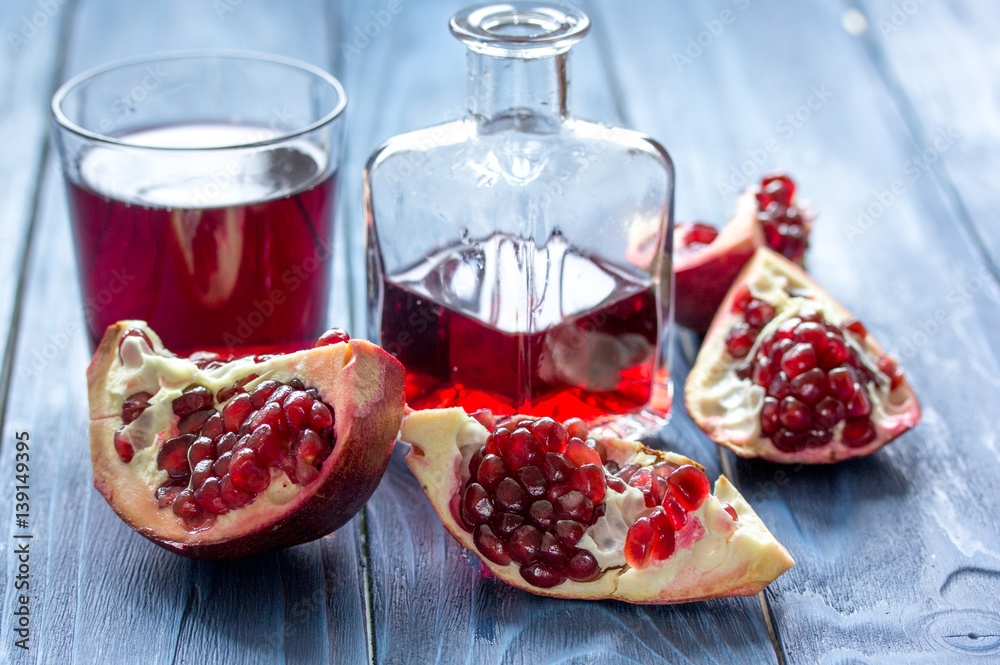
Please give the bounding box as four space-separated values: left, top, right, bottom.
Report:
88 321 405 559
685 248 922 464
401 408 794 603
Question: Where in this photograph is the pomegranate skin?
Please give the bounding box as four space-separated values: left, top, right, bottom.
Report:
88 321 405 559
685 249 922 464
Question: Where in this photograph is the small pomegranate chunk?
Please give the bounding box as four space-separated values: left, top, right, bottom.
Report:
316 328 350 346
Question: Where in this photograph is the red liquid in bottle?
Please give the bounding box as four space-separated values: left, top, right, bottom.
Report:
379 233 661 423
67 124 336 355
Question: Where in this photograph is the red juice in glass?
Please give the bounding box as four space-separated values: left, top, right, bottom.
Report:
379 233 661 424
68 123 336 355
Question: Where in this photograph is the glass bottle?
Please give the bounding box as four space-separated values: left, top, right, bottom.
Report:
364 2 675 438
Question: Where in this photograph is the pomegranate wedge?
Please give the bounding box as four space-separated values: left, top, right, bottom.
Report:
401 408 794 603
686 248 921 463
88 321 405 559
675 173 814 332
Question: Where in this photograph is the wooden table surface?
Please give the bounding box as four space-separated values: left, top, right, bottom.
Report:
1 0 998 663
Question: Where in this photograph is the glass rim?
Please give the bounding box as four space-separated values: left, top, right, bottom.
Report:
51 50 347 151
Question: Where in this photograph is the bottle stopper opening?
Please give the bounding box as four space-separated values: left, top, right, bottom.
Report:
451 2 590 57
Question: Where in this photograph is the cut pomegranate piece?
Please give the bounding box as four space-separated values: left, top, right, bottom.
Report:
87 320 405 559
673 173 815 332
686 248 921 463
401 408 793 603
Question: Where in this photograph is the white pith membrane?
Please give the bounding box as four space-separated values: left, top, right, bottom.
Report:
686 249 922 464
401 408 794 603
89 322 363 545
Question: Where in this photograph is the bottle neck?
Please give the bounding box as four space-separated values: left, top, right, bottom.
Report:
467 51 568 133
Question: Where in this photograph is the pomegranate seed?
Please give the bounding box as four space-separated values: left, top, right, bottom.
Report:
282 391 313 429
156 480 185 508
652 461 678 478
725 322 757 359
769 338 795 365
563 418 589 440
790 367 826 405
215 432 238 457
194 477 229 515
760 397 781 436
529 500 555 528
648 507 676 561
219 475 254 509
878 355 905 390
187 436 214 468
682 221 720 247
113 427 134 463
473 525 510 565
295 429 325 466
845 387 872 418
566 550 600 582
554 520 585 548
468 447 485 480
781 343 818 379
214 451 233 477
606 476 627 494
514 465 548 499
805 428 833 447
628 467 655 506
768 371 791 400
667 465 711 512
661 492 688 529
316 328 350 346
294 458 320 485
772 429 807 452
732 287 753 313
843 319 868 339
250 381 280 408
229 448 270 494
504 428 544 470
477 454 510 492
820 336 849 368
249 424 285 467
201 413 224 441
843 418 877 448
566 437 601 467
508 525 542 565
745 299 777 328
569 464 606 503
493 512 525 538
815 396 846 428
171 489 201 520
178 409 214 436
223 394 253 433
309 401 334 430
827 367 856 401
157 434 195 478
759 174 795 207
723 504 739 521
539 532 569 569
779 396 813 431
461 483 494 526
624 517 655 569
752 357 775 388
616 463 641 483
794 322 828 351
121 391 153 425
554 491 594 522
173 386 213 418
530 418 569 452
547 483 572 503
494 478 528 514
519 563 565 588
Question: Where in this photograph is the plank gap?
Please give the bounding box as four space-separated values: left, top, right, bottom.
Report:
844 0 1000 286
758 591 786 665
360 507 377 665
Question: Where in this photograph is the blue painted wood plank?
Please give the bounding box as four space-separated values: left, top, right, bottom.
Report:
346 0 779 662
0 1 368 664
598 0 1000 662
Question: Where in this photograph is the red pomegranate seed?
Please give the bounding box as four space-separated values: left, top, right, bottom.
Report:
793 322 827 350
229 448 270 494
529 500 555 528
780 343 818 379
316 328 350 346
606 476 627 494
815 396 846 428
215 432 238 457
171 489 201 520
805 428 833 447
113 427 134 463
772 429 807 452
566 550 600 582
745 299 777 328
768 371 791 400
468 408 495 432
462 483 494 526
282 391 313 429
201 413 224 440
682 221 720 247
493 512 525 538
569 464 606 503
519 563 565 588
172 386 213 418
530 418 569 452
477 454 510 492
628 467 655 506
503 428 544 470
223 394 253 433
732 287 753 313
178 409 214 436
310 401 335 432
779 396 813 431
648 507 676 562
539 532 569 569
194 477 229 515
760 397 781 436
249 424 285 467
843 319 868 339
843 418 877 448
554 520 585 548
820 335 849 368
485 429 508 456
616 463 641 483
651 461 678 478
563 418 589 440
725 322 757 359
845 388 872 418
624 517 655 569
494 478 529 514
187 437 214 468
878 355 905 390
473 524 510 565
566 437 601 467
723 504 739 521
826 367 856 401
540 451 575 485
667 465 711 512
295 429 326 466
514 465 547 499
121 391 153 425
249 380 280 408
547 483 572 503
661 492 688 530
554 491 593 523
769 338 795 365
156 480 185 508
508 525 542 565
752 357 775 388
213 451 232 477
468 447 485 480
789 368 826 405
759 174 795 207
219 475 254 509
157 434 195 478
